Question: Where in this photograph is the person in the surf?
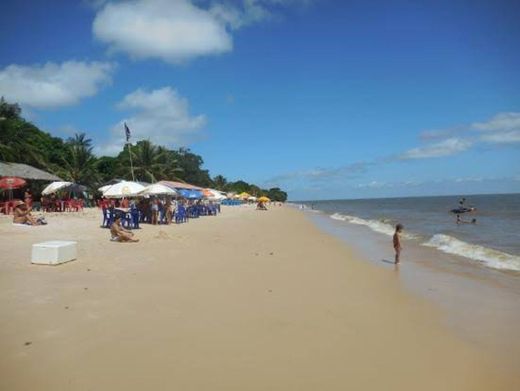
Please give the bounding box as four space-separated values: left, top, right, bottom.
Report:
393 224 403 265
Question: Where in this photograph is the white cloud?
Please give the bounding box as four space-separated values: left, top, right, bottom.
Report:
400 138 472 159
0 61 114 108
472 112 520 132
93 0 233 63
471 112 520 145
92 0 311 63
96 87 206 156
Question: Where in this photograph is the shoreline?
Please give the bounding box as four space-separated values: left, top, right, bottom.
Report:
0 206 518 390
303 207 520 373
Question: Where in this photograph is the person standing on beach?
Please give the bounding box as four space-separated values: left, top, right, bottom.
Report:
393 224 403 264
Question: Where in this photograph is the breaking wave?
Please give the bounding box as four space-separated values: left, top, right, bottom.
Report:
330 213 416 238
330 213 520 272
423 234 520 272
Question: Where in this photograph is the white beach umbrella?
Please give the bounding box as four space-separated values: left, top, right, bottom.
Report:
102 181 145 198
138 183 178 196
42 181 72 195
98 184 112 193
248 196 257 201
209 189 227 200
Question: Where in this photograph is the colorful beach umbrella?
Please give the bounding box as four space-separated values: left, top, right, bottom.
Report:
258 196 270 202
237 192 251 199
0 176 26 190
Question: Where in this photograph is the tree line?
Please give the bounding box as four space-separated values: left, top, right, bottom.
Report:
0 98 287 202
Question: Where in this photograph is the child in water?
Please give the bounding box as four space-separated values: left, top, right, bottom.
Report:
393 224 403 265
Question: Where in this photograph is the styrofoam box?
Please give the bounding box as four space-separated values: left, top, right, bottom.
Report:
31 241 77 265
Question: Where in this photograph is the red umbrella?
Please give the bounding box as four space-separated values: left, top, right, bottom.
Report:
0 177 27 190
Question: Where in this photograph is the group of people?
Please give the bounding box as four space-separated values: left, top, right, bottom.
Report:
99 196 219 226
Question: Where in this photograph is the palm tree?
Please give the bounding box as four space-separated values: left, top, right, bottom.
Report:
212 175 228 190
61 133 99 186
129 140 182 182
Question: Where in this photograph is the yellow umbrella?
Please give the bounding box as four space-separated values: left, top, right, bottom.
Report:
258 196 270 202
238 192 251 199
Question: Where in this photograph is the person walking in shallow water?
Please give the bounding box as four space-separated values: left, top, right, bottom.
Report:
393 223 403 264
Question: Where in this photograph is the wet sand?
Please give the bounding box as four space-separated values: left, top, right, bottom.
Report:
308 210 520 373
0 206 518 390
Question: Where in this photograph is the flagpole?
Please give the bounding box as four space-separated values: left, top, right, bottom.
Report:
124 122 135 181
127 142 135 181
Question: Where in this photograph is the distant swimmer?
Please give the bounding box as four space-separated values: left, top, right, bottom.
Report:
393 223 403 265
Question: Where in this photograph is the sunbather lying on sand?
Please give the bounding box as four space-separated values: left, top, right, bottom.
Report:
13 201 47 225
110 215 139 242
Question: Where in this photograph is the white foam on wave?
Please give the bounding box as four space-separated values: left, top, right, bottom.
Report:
423 234 520 272
330 213 415 238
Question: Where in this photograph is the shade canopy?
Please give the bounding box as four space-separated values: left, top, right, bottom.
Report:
237 192 251 199
258 196 271 202
0 162 61 181
159 180 202 190
103 181 145 198
177 189 203 199
0 176 26 190
139 183 178 196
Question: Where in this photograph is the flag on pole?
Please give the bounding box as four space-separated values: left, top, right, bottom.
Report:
124 122 131 142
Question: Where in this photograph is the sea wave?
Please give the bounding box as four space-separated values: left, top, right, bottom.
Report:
330 213 416 238
423 234 520 272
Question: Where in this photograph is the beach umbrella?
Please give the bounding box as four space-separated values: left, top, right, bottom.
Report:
42 181 72 195
98 184 112 193
103 181 145 198
258 196 270 202
248 196 257 201
202 188 225 200
139 183 178 196
0 176 26 190
42 181 86 195
237 192 251 199
177 189 203 199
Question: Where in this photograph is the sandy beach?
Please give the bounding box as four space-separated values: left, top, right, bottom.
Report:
0 205 518 390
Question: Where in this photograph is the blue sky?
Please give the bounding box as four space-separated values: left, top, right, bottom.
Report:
1 0 519 200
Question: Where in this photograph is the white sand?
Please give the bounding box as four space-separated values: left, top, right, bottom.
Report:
0 206 517 390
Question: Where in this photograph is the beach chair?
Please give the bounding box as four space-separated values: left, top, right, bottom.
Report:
130 207 140 229
101 208 115 228
175 206 188 224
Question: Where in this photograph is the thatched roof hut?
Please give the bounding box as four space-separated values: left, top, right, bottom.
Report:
0 162 62 181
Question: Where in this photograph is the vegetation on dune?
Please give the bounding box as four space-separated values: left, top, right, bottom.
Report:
0 98 288 201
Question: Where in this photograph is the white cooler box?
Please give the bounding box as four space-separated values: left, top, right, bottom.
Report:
31 241 77 265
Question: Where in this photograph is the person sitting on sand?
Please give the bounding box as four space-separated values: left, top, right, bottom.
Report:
13 201 46 225
110 215 139 242
256 201 267 210
393 223 403 265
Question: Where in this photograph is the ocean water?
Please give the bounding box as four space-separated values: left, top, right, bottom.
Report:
298 193 520 272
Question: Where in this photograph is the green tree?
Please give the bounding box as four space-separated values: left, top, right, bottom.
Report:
120 140 182 183
212 175 228 190
172 148 212 187
266 187 288 202
60 133 99 186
